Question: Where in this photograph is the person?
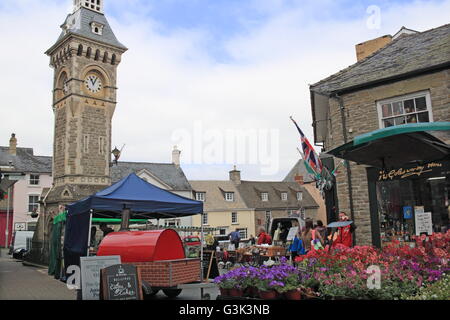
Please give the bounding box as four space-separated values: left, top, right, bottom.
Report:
289 233 305 259
301 218 323 252
315 220 327 240
257 227 272 245
333 212 357 248
90 226 97 247
248 235 256 245
205 233 216 250
99 223 114 237
228 229 241 249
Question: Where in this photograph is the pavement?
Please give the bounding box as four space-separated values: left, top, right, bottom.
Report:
0 248 77 300
0 248 219 300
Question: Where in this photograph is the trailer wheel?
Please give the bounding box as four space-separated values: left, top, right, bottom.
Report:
142 281 159 299
162 289 182 298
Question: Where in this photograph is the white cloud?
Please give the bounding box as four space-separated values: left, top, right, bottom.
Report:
1 0 449 181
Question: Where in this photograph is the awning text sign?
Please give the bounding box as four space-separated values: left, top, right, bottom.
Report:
378 162 445 181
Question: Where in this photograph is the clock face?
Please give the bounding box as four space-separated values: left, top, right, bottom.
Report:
84 75 102 93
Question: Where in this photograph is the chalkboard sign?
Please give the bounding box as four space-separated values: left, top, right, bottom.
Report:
80 256 121 300
202 250 219 280
100 264 143 300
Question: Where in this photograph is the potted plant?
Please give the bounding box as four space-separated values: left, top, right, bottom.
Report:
214 274 235 296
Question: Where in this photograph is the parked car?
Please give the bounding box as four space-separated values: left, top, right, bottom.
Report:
12 248 28 260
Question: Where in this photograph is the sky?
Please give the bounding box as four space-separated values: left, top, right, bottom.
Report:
0 0 449 181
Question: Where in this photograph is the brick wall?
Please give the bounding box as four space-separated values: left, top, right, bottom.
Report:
134 259 201 287
325 69 450 245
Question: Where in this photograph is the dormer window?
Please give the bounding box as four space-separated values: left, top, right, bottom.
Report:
91 22 104 35
281 192 288 201
225 192 234 202
261 192 269 202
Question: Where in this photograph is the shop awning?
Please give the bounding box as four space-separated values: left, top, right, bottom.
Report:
328 122 450 169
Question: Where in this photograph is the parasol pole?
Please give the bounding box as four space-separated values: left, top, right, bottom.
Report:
86 209 93 256
200 212 204 282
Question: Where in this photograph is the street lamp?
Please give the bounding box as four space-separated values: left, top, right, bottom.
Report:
111 146 121 166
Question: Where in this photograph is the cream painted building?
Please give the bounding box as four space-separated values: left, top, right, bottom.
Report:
190 168 320 240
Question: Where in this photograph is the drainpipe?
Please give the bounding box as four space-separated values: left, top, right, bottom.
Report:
333 94 356 246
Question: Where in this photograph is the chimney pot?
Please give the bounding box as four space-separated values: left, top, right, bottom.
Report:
172 146 181 167
229 166 241 185
9 133 17 155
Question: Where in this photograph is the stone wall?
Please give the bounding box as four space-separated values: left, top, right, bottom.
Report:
325 69 450 245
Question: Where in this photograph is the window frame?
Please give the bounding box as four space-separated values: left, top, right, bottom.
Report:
236 228 248 240
225 192 234 202
196 192 206 202
202 212 208 225
28 195 40 213
377 90 433 129
261 192 269 202
297 192 303 201
29 174 40 186
281 192 288 201
231 212 238 224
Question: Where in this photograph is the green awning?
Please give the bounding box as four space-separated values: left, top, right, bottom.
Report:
328 122 450 169
92 218 148 225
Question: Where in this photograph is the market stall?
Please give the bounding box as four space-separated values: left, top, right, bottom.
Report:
63 173 206 298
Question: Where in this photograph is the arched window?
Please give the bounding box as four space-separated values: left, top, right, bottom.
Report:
111 54 116 65
86 47 92 59
103 52 108 63
94 49 100 61
77 44 83 56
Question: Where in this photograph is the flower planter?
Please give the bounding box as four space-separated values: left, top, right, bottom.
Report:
284 289 302 300
219 288 230 296
259 290 278 300
244 286 258 298
229 288 244 297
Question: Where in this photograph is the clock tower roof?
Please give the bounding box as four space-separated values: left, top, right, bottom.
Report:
47 6 127 54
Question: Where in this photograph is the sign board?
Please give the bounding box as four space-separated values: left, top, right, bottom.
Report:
415 212 433 236
414 206 425 214
202 250 219 280
14 223 26 231
286 227 299 241
80 255 121 300
100 264 142 300
403 206 413 219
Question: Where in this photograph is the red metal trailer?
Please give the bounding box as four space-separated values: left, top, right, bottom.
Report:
97 229 203 298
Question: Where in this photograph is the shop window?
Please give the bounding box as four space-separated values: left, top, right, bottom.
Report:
377 91 433 128
375 161 450 245
29 174 40 185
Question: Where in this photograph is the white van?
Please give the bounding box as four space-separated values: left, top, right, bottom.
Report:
10 231 34 252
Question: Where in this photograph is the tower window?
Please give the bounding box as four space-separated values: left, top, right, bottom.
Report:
94 49 100 61
99 137 105 155
83 135 89 153
111 54 116 65
103 52 108 63
77 44 83 56
86 47 92 59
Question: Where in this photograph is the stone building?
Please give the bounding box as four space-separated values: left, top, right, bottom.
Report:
309 24 450 245
26 0 128 265
190 167 319 239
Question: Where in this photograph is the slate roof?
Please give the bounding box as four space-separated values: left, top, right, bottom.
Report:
0 147 52 174
48 7 127 53
283 160 316 183
236 181 319 210
110 162 192 191
310 24 450 95
189 181 247 211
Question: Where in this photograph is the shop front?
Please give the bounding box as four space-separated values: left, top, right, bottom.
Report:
367 160 450 247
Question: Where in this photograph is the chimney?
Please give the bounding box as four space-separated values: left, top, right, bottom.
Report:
9 133 17 155
355 34 392 61
229 165 241 185
172 146 181 167
294 175 304 185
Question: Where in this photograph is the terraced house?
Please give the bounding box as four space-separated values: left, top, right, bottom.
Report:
190 167 320 240
310 24 450 246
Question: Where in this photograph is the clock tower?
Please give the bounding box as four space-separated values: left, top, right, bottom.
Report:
27 0 127 265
